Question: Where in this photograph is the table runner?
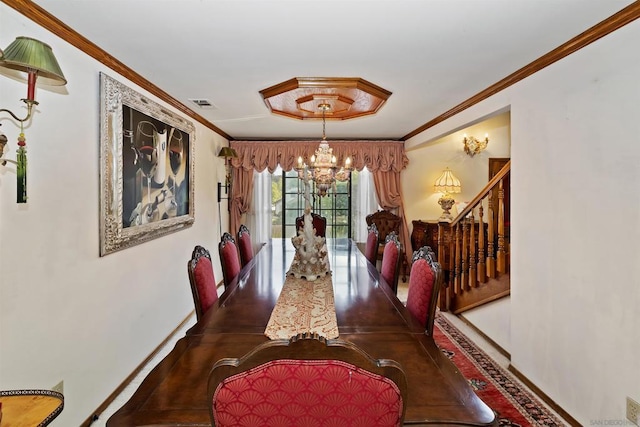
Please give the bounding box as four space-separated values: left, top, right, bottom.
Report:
264 273 339 340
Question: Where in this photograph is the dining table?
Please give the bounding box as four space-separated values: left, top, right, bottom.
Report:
107 238 497 426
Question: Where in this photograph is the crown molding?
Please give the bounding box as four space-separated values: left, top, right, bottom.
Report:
1 0 232 140
402 1 640 140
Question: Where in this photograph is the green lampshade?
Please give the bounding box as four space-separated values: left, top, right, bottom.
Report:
218 147 238 159
0 36 66 86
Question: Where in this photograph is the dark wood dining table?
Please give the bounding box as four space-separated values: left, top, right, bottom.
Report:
107 238 497 426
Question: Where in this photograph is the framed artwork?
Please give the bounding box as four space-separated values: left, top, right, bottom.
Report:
99 73 195 256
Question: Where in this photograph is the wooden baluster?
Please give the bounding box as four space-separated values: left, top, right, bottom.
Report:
468 209 477 288
497 178 506 274
487 189 496 278
437 223 449 312
454 223 461 295
461 219 469 291
477 203 486 283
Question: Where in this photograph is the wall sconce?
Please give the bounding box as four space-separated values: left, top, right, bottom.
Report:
217 146 238 203
463 133 489 157
0 36 67 203
434 167 461 222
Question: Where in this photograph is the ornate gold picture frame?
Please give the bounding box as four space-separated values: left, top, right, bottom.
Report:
99 73 195 256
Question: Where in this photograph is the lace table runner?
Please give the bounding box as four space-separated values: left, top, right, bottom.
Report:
264 273 339 340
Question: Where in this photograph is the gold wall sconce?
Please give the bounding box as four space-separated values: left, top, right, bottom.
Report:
434 167 461 222
463 133 489 157
217 146 238 203
0 36 67 203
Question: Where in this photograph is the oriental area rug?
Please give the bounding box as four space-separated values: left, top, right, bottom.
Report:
433 314 566 427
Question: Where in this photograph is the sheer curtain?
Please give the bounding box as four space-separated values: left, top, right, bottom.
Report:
247 167 377 245
352 168 379 243
245 169 272 246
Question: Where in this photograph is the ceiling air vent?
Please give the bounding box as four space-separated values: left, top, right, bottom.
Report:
189 98 217 109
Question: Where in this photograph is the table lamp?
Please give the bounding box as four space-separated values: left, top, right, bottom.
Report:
434 167 461 222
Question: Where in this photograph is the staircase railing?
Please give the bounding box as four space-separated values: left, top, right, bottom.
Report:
440 160 510 313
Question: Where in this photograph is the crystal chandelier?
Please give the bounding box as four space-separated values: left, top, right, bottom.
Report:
295 103 352 197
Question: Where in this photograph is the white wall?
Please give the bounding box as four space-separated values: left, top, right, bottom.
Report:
462 296 511 352
0 6 230 425
406 19 640 425
402 112 511 223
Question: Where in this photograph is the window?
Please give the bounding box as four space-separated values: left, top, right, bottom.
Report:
270 167 377 241
272 167 353 239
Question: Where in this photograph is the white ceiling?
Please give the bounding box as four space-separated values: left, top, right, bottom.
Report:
32 0 634 140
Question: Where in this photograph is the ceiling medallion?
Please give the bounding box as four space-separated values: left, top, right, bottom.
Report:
259 77 391 120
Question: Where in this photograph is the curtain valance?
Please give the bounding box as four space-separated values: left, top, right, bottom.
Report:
229 140 409 173
228 139 411 267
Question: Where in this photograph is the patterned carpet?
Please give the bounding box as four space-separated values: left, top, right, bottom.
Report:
434 314 566 427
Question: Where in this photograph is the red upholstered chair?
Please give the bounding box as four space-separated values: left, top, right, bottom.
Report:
380 231 402 294
187 245 219 321
406 246 443 336
219 232 241 289
366 210 407 281
364 222 380 266
295 212 327 238
208 333 407 427
236 224 254 267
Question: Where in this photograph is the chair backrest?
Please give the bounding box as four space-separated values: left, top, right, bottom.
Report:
364 223 379 266
406 246 443 336
187 245 219 321
218 232 241 289
366 210 401 246
236 224 254 267
295 212 327 238
380 231 402 294
208 333 407 427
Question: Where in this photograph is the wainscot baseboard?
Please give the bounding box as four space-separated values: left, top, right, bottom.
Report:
508 364 580 426
458 313 511 360
80 311 195 426
457 313 579 426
